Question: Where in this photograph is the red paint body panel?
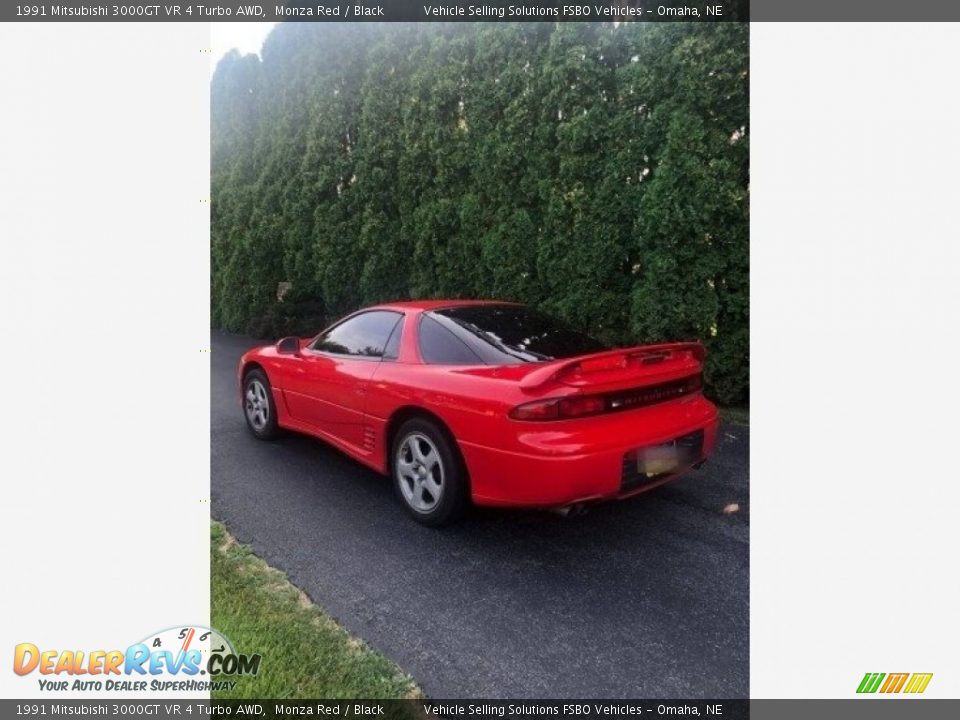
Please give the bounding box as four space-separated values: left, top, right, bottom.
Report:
239 301 719 509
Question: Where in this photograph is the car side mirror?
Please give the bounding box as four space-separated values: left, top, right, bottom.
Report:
276 337 300 355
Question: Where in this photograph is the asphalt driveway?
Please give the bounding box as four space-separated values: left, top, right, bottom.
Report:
211 330 749 698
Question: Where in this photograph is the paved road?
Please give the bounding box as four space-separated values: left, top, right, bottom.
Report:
211 330 749 698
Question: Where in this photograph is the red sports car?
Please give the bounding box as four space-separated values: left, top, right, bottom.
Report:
238 300 718 525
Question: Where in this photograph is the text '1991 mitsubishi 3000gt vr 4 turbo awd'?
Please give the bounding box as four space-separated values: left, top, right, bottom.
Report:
239 301 718 525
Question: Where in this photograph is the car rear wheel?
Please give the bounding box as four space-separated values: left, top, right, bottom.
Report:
243 369 279 440
392 417 469 526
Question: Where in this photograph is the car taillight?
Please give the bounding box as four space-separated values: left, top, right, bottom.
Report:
509 395 607 421
559 395 607 417
509 374 703 421
509 399 561 421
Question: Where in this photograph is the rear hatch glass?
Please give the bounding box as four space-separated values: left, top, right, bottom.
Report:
428 305 609 364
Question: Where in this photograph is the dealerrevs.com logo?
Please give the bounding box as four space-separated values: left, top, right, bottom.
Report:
856 672 933 694
13 625 260 693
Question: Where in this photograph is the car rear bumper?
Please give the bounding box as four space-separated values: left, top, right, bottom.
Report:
460 395 719 508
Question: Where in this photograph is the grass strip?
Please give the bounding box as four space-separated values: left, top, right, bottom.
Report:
211 521 422 700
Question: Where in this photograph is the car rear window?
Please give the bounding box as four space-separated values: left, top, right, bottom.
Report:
418 315 483 365
422 304 609 365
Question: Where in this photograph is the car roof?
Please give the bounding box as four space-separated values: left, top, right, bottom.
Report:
370 299 521 313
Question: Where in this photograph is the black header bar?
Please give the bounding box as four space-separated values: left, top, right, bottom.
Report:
8 0 960 23
7 1 749 23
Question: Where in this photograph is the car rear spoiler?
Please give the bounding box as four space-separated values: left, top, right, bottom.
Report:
518 342 705 392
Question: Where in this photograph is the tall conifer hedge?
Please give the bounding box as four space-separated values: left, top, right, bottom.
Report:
212 22 749 404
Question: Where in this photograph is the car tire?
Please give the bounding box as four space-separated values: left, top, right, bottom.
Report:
391 417 469 526
243 368 280 440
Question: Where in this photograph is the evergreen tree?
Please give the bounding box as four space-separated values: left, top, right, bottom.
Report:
211 22 750 404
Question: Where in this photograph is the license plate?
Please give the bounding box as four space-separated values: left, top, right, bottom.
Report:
638 444 680 477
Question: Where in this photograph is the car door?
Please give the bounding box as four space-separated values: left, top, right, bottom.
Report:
282 310 402 448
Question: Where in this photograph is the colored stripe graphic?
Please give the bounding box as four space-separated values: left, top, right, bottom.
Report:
858 672 933 694
880 673 909 693
903 673 933 694
856 673 885 693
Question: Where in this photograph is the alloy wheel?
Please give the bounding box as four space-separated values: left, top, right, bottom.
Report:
396 432 444 512
245 379 270 431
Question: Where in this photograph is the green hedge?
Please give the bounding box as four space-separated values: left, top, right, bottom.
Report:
211 23 749 404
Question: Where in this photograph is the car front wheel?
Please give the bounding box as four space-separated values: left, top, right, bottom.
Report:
243 368 279 440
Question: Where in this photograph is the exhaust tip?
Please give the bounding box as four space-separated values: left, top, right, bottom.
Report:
551 503 588 518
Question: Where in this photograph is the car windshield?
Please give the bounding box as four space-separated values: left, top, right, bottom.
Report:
427 305 609 364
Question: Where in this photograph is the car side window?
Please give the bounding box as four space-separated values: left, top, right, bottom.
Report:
312 311 402 358
419 314 483 364
382 318 403 360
